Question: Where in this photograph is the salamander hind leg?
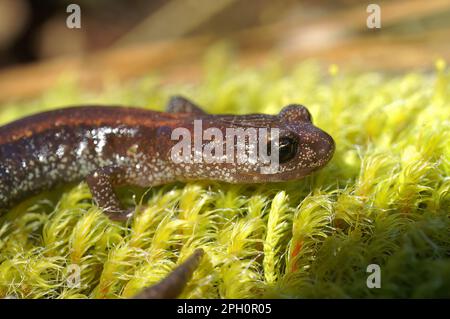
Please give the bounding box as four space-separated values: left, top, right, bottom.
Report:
132 248 205 299
166 96 207 115
86 166 133 221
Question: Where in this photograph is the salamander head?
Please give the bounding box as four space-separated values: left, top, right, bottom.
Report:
269 104 335 180
219 104 335 183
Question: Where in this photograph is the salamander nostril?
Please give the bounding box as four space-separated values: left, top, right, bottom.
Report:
315 132 335 159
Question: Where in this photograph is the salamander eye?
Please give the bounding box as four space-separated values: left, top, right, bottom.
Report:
278 136 298 164
267 136 298 164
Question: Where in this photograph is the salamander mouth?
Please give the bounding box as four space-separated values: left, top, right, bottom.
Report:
227 165 317 183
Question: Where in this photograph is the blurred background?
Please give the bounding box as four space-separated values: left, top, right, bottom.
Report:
0 0 449 102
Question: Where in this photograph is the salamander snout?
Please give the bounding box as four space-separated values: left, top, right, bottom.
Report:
306 129 335 167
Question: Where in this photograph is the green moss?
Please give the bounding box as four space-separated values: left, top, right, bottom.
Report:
0 47 449 298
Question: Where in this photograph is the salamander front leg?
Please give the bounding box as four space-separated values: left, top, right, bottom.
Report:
133 248 204 299
86 166 132 221
166 96 207 115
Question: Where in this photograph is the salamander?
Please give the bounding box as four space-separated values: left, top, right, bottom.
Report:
0 96 335 298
